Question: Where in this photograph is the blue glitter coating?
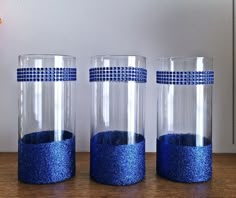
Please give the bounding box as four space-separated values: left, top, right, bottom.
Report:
90 131 145 186
18 131 75 184
156 134 212 183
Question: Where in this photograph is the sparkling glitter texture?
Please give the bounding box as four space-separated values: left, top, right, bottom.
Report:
18 131 75 184
157 134 212 183
90 131 145 186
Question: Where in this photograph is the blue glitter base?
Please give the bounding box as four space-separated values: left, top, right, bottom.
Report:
90 131 145 186
18 131 75 184
157 134 212 183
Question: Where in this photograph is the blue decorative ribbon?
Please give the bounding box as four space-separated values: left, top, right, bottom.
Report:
90 131 145 186
156 71 214 85
18 131 75 184
17 68 76 82
89 67 147 82
156 134 212 183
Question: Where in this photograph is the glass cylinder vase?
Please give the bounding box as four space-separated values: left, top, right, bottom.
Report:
17 54 76 184
89 55 147 186
156 57 214 183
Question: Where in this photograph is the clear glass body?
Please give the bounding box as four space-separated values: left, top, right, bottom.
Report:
157 57 213 146
91 55 146 144
18 54 76 142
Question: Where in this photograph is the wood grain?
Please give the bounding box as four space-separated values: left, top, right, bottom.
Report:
0 153 235 198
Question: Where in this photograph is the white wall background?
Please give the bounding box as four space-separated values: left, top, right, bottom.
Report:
0 0 235 152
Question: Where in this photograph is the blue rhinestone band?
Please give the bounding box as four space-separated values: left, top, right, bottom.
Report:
157 134 212 183
90 131 145 186
18 130 75 184
89 67 147 83
156 71 214 85
17 68 77 82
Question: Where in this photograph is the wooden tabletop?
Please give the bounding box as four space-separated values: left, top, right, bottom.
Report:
0 153 235 198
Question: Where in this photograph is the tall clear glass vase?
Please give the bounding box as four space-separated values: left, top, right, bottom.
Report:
17 54 76 184
156 57 214 183
90 55 147 186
